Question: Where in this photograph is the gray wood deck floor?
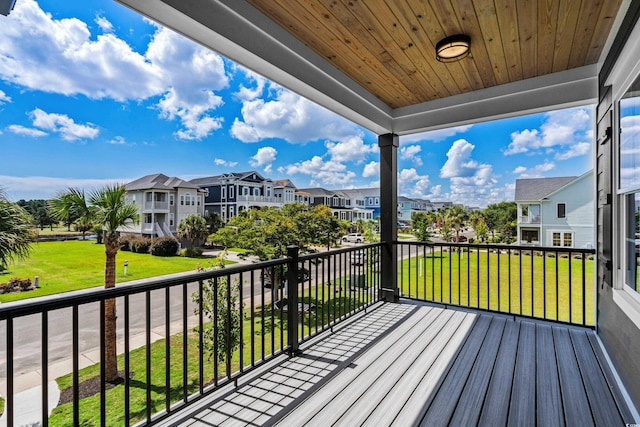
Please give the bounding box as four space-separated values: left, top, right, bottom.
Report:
157 302 636 427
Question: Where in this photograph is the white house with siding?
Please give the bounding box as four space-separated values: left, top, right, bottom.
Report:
515 171 594 248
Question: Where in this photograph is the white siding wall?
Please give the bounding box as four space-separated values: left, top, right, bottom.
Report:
540 173 594 248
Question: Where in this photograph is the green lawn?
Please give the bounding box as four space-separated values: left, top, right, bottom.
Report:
398 248 595 325
0 241 224 302
48 288 370 426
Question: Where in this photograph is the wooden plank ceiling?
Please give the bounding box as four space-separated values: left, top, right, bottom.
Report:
246 0 622 109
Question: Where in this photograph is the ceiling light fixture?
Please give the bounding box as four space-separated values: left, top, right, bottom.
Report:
436 34 471 62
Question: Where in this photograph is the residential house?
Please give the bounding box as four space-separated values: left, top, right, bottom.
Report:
191 171 278 221
123 173 205 237
515 172 594 248
339 189 375 221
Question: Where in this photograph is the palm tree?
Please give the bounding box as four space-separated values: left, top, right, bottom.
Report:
49 188 94 240
445 205 469 241
51 184 137 382
177 214 208 249
0 189 35 272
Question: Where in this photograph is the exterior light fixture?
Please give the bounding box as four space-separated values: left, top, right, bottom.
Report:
436 34 471 62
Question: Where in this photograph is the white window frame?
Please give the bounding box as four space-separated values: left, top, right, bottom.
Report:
230 186 235 198
221 186 226 200
169 194 174 206
557 203 566 218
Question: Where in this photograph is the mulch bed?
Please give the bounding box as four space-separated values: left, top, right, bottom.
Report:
58 371 134 405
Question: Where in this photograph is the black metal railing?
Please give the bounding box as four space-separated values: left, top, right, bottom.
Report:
396 242 596 326
0 243 381 426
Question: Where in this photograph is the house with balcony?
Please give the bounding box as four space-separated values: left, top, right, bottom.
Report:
6 1 640 426
122 173 205 237
515 172 595 248
191 171 279 221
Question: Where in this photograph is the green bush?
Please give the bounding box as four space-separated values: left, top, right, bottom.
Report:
131 236 152 254
468 237 475 244
119 234 134 251
150 237 179 256
180 247 203 257
587 254 595 260
547 253 556 258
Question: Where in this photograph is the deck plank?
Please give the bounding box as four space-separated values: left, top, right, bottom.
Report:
508 321 536 427
359 310 473 427
553 326 594 426
418 315 493 426
154 302 634 427
448 317 507 426
477 319 520 426
278 306 439 426
569 329 625 426
386 311 479 427
586 333 636 423
535 323 565 427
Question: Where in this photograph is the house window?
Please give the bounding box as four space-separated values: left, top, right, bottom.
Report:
221 187 226 200
169 213 174 227
254 188 260 196
183 193 192 206
375 197 380 204
169 194 174 206
557 203 566 218
243 187 250 196
146 192 153 202
620 74 640 191
229 206 235 217
180 195 185 206
563 233 573 247
552 231 573 247
230 186 235 198
624 192 640 294
145 213 152 224
521 229 539 243
368 197 373 204
552 232 561 247
197 196 202 206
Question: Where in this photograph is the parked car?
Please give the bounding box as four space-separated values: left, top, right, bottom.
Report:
350 251 367 265
261 265 310 288
342 233 365 243
451 235 468 242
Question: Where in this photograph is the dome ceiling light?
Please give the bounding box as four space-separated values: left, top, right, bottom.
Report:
436 34 471 62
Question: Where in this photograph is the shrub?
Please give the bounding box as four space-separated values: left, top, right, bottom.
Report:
119 234 135 251
573 254 583 260
468 237 475 244
150 237 179 256
560 254 569 259
547 253 556 258
131 236 152 253
588 254 595 260
0 282 13 294
180 248 203 257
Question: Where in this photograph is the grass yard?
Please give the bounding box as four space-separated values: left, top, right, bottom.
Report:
0 240 229 302
398 248 595 325
48 287 370 426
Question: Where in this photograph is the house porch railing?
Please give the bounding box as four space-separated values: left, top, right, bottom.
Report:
0 244 381 426
396 242 596 327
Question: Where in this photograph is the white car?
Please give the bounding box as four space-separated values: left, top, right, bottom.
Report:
342 233 365 243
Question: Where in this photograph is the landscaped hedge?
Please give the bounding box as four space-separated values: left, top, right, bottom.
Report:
131 237 152 253
0 278 34 294
150 237 179 256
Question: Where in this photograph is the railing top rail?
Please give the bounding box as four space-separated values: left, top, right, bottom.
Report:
393 240 596 254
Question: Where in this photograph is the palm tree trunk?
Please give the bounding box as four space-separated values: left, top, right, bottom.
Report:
104 232 119 382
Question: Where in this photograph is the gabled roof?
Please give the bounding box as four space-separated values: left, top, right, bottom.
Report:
514 176 578 201
126 174 200 191
273 179 297 189
298 188 342 197
190 170 270 187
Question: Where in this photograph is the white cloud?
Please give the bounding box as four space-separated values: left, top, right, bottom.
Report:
0 89 11 104
325 136 376 163
230 86 361 144
398 168 430 197
30 108 99 141
440 139 484 178
214 158 238 167
107 136 127 145
555 142 590 160
0 0 229 140
0 175 129 201
504 107 592 155
513 161 557 177
147 27 228 140
400 145 423 166
362 161 379 178
401 125 473 144
233 67 267 102
250 146 277 173
6 124 48 137
285 156 355 185
95 16 114 33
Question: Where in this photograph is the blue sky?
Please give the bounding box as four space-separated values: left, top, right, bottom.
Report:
0 0 593 207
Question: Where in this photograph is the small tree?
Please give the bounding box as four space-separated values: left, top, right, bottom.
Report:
193 251 242 374
411 211 432 242
50 188 95 240
0 190 35 272
178 214 208 249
